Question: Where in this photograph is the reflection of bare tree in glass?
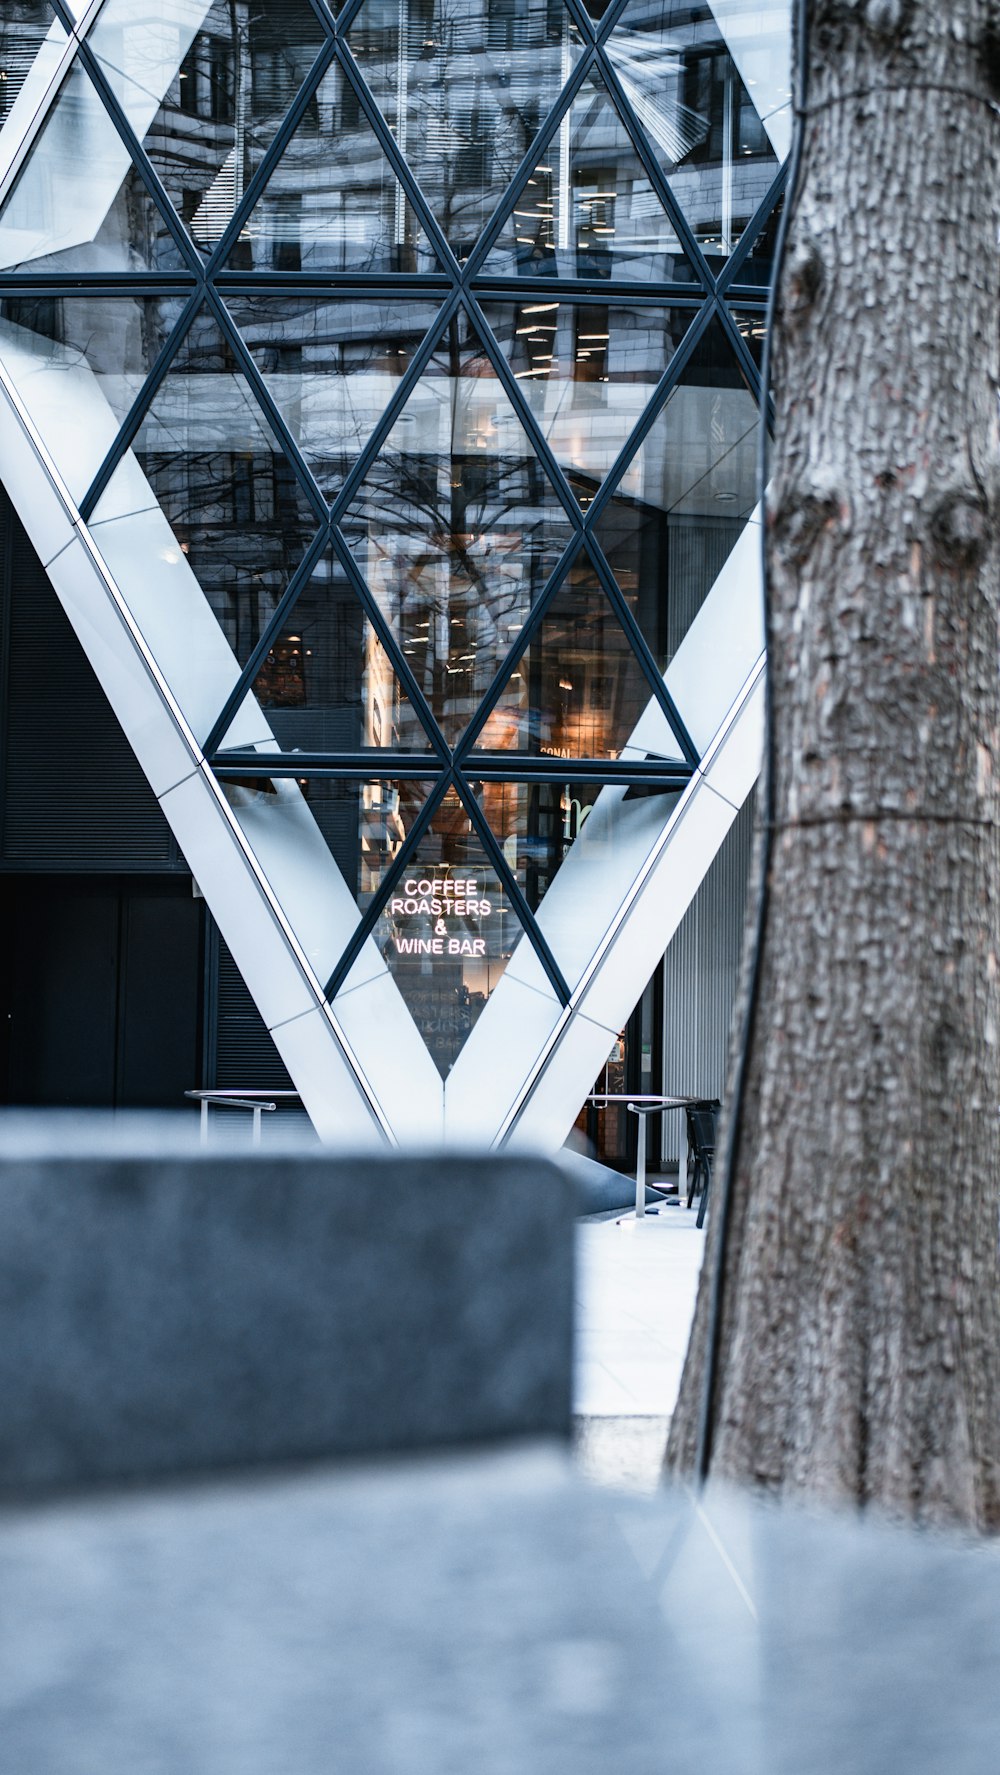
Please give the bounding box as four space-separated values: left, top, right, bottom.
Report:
137 446 313 666
351 313 566 741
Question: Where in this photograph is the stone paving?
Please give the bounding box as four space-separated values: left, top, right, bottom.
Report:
574 1200 706 1417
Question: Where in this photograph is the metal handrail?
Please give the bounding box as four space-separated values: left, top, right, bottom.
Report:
185 1088 301 1147
585 1092 719 1221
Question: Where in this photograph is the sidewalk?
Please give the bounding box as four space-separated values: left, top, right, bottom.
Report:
574 1202 706 1417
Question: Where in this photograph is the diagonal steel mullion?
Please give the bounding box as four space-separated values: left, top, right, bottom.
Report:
594 43 713 293
335 40 462 281
453 766 571 1006
205 516 451 765
715 298 764 405
452 532 584 761
332 0 374 36
582 297 716 530
585 531 699 765
326 285 463 524
717 163 788 294
463 291 585 532
323 769 454 1000
201 521 331 758
201 283 328 521
327 526 452 760
468 290 714 536
461 44 599 282
69 34 204 275
79 287 205 520
559 0 597 41
592 0 637 44
200 35 340 280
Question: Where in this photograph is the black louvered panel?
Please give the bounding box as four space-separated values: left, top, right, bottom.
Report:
215 937 295 1090
213 936 316 1140
0 488 178 866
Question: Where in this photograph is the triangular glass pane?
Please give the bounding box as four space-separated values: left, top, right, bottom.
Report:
221 294 442 504
594 316 758 672
224 57 437 272
0 5 67 125
476 776 683 920
731 306 766 372
87 0 328 257
363 785 527 1077
484 298 693 510
89 304 318 664
482 68 698 284
342 308 574 748
346 0 584 266
605 0 789 272
215 547 435 755
0 54 186 273
473 551 675 760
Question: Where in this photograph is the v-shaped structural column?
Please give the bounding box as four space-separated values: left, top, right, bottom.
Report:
446 514 764 1149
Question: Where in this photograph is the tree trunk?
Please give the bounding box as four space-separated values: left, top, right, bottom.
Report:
666 0 1000 1530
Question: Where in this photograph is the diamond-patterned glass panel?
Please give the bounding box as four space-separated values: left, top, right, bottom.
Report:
606 0 790 269
473 551 674 760
90 305 319 659
221 295 442 504
483 299 693 509
225 56 438 272
482 68 698 284
216 547 435 755
87 0 328 257
0 0 782 1068
360 785 526 1077
595 316 758 672
342 308 574 746
347 0 583 266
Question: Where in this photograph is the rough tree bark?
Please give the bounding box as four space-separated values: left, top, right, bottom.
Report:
666 0 1000 1530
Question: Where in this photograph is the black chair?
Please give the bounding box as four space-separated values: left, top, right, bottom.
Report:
685 1102 720 1229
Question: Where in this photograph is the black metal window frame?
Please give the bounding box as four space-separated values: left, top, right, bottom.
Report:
8 0 784 1010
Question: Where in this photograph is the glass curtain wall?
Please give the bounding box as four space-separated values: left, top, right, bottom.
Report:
0 0 788 1077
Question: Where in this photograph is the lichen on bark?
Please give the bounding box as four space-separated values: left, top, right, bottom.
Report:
665 0 1000 1531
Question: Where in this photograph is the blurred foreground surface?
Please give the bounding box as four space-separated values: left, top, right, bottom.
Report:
3 1444 999 1775
2 1116 997 1771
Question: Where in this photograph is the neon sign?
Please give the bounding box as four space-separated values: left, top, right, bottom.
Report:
388 878 493 958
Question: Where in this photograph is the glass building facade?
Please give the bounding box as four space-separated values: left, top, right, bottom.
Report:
0 1 788 1147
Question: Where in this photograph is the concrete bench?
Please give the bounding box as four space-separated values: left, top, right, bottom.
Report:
0 1115 575 1493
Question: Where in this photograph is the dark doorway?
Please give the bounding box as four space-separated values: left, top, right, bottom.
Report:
0 876 203 1108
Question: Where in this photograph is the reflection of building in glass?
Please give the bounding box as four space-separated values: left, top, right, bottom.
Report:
0 0 787 1145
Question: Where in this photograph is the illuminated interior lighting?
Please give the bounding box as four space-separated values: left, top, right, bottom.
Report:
523 303 557 313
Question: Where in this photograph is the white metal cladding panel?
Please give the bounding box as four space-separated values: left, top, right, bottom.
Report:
659 789 756 1167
